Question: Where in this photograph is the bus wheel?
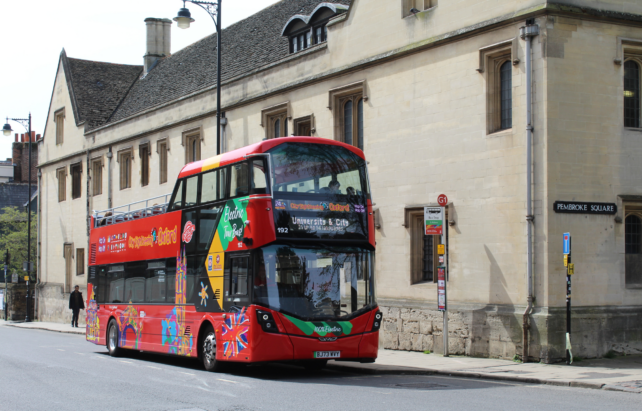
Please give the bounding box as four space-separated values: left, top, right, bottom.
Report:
303 360 328 371
107 319 122 357
200 325 223 372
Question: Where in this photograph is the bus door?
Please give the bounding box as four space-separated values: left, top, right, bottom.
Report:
223 253 252 311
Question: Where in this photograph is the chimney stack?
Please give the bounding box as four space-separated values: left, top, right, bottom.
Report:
144 18 172 74
14 133 18 143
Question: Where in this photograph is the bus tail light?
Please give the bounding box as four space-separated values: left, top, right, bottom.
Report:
371 311 382 332
256 310 279 333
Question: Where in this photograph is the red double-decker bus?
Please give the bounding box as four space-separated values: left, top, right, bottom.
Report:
86 137 380 371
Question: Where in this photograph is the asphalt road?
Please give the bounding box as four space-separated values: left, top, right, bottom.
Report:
0 324 639 411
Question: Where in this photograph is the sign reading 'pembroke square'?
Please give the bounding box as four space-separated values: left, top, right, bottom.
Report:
553 201 617 215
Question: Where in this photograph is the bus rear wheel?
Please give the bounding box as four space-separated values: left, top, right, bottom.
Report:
200 324 224 372
107 319 122 357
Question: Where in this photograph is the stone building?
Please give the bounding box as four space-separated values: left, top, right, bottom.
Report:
38 0 642 361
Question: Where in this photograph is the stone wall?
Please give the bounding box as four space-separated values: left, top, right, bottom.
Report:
381 302 642 363
380 302 523 359
3 284 30 321
37 283 86 326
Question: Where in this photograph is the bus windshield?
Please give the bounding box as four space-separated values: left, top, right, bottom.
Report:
269 143 369 197
253 245 375 321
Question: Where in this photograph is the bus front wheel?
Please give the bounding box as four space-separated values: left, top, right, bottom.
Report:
107 319 122 357
200 325 224 372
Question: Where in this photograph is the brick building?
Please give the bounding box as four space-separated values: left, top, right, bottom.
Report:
38 0 642 361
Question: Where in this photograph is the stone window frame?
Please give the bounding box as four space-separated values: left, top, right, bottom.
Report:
328 81 368 149
261 102 291 139
182 127 202 164
117 147 134 190
478 39 519 135
157 138 170 185
76 248 85 276
620 40 642 129
90 156 103 197
624 203 642 289
401 0 437 18
56 166 67 202
70 161 82 200
404 206 449 285
293 114 316 136
139 141 151 187
54 108 65 145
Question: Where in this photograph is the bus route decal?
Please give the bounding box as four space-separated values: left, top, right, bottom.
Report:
217 199 248 250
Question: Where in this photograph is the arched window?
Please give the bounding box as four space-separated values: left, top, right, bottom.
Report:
624 60 640 128
357 98 364 150
626 215 641 254
500 61 512 130
344 100 353 146
274 119 281 139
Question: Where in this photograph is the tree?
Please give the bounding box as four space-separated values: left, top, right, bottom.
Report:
0 207 37 281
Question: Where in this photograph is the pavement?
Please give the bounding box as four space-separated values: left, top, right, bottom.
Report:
2 320 641 394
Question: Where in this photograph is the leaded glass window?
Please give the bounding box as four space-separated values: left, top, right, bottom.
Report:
500 61 512 130
626 215 641 254
357 98 364 150
344 100 353 146
624 60 640 128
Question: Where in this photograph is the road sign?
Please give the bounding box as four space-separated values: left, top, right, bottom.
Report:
424 207 444 235
568 263 574 275
23 276 29 282
437 266 446 311
438 244 445 255
564 255 568 267
563 233 571 255
437 194 448 207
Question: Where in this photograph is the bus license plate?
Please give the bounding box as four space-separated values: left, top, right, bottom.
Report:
314 351 340 359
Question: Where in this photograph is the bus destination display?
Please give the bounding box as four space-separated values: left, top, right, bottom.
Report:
274 199 368 240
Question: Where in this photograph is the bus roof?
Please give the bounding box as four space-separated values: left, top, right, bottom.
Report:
178 137 365 180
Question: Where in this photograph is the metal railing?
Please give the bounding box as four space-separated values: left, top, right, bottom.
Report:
92 193 172 228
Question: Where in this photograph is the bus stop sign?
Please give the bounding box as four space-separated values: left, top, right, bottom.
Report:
438 194 448 207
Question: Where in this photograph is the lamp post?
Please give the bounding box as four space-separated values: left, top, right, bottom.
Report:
3 114 33 322
174 0 222 155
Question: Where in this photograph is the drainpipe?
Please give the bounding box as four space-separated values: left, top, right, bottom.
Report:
520 20 539 363
36 168 42 320
107 148 113 209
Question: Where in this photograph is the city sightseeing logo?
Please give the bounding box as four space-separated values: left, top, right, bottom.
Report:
182 221 196 243
128 226 178 249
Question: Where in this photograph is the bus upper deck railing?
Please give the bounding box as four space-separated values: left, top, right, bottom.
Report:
92 193 172 228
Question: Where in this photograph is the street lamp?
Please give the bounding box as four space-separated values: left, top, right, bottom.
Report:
174 0 222 156
2 114 34 322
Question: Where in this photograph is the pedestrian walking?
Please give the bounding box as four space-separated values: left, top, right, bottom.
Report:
69 285 85 327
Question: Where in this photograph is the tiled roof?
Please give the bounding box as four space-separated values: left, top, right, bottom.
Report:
0 184 37 213
64 57 142 129
105 0 351 127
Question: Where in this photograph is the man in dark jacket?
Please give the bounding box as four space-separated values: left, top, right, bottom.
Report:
69 285 85 327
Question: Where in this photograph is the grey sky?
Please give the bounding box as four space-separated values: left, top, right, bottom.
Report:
0 0 279 161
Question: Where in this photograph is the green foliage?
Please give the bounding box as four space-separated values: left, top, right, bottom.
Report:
604 350 617 359
512 354 522 363
573 356 583 362
423 350 431 354
0 207 37 280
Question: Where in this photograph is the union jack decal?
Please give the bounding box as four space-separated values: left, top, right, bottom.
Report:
222 307 250 358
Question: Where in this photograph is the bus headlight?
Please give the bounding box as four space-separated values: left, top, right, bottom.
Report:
371 310 382 332
256 310 279 333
